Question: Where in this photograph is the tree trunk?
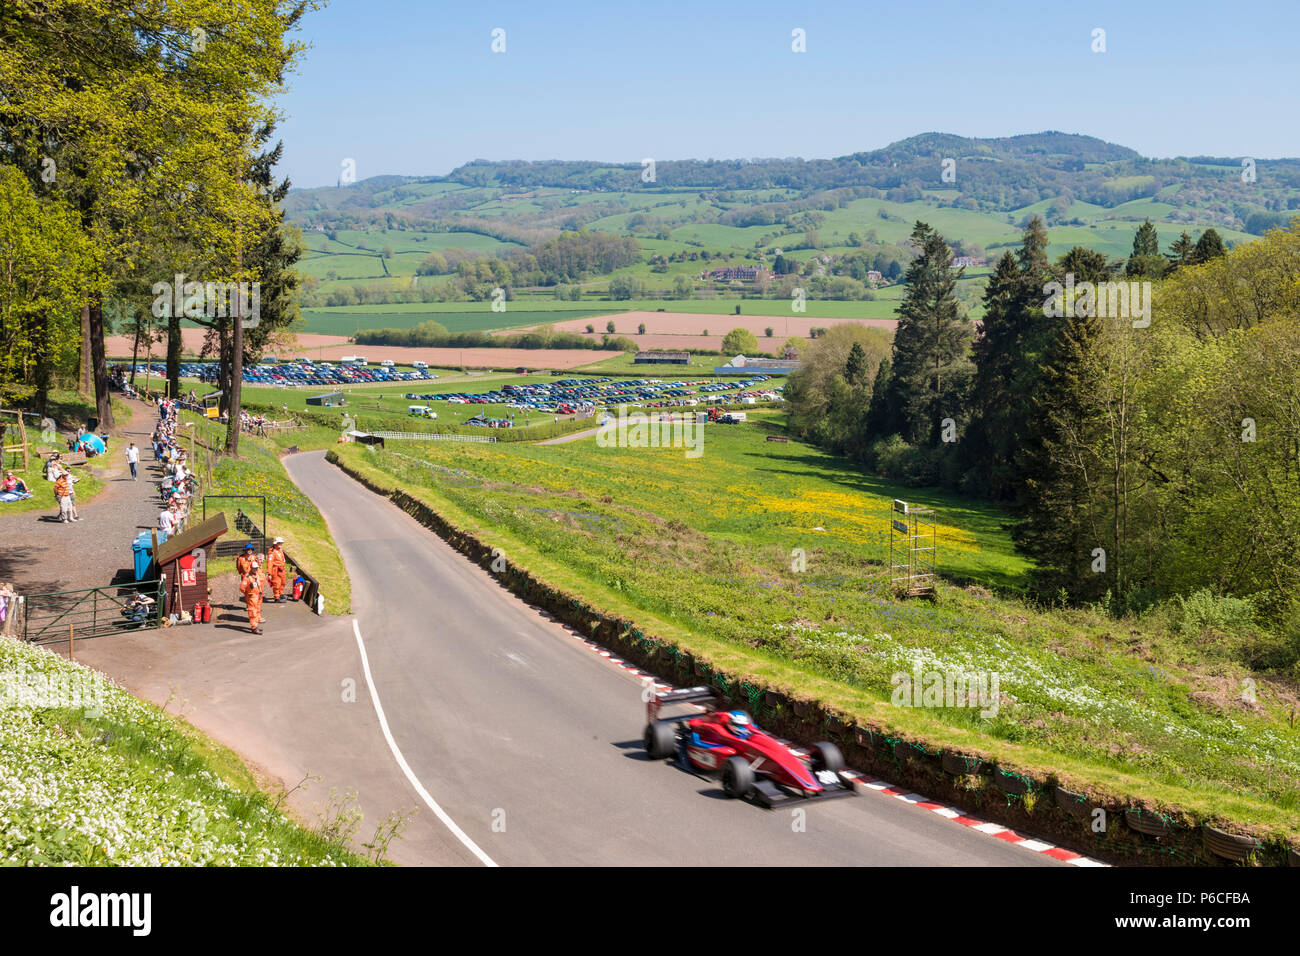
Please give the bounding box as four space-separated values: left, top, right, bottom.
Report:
129 312 142 386
218 322 232 416
34 310 52 417
225 298 243 457
167 308 181 400
88 293 114 428
79 300 92 398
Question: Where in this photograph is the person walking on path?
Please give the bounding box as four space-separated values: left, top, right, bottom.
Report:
54 469 74 523
239 558 265 634
126 442 139 480
267 537 287 602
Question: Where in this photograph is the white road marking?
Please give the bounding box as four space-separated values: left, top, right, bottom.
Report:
352 619 498 867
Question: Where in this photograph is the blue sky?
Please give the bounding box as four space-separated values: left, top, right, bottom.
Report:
277 0 1300 187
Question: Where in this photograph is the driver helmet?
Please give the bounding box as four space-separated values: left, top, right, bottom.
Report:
727 710 754 738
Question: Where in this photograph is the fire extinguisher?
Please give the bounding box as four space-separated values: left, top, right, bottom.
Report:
202 602 212 623
292 577 304 601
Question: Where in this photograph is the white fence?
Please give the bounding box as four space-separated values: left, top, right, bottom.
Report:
369 431 498 443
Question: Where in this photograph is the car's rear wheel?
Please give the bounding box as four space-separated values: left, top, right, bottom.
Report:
644 720 677 759
722 756 754 798
810 741 845 773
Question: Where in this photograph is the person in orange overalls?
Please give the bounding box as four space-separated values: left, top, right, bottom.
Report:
239 558 265 634
236 543 255 577
267 537 288 602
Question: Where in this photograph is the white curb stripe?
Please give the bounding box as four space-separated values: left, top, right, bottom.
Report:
353 619 497 867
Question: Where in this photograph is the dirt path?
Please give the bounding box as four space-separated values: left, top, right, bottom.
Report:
0 398 164 596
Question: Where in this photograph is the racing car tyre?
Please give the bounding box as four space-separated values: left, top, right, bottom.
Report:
644 720 677 760
810 741 845 773
722 756 754 798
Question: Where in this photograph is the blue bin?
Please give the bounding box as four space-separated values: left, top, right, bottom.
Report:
132 532 155 582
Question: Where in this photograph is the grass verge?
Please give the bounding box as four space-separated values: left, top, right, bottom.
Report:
0 635 364 865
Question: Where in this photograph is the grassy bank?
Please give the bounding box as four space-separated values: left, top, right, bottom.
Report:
330 424 1300 845
0 636 363 865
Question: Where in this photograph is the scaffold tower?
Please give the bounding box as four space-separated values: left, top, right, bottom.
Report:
889 499 936 597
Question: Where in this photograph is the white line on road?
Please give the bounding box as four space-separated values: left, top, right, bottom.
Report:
352 619 498 867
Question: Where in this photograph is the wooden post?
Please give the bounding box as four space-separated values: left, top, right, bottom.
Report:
17 413 28 471
68 623 74 661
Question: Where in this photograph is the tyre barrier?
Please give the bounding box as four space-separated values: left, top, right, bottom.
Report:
1124 808 1173 838
1203 825 1262 863
942 751 987 777
1053 785 1094 822
326 448 1300 867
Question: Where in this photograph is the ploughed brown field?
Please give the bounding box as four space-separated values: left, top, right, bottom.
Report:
104 328 622 371
500 311 898 352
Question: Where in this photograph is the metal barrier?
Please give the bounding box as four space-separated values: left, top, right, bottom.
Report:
203 496 266 557
22 579 166 645
368 431 498 443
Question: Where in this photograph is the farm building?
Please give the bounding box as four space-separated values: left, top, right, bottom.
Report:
715 354 801 375
634 350 691 365
701 266 773 282
306 391 344 406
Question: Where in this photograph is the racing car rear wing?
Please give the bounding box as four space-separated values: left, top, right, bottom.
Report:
646 685 717 722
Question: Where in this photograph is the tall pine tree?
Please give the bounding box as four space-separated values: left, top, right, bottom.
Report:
965 217 1053 499
1126 219 1167 278
1014 305 1107 601
885 222 973 445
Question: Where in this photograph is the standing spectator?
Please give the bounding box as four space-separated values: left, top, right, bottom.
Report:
157 503 174 541
125 441 139 481
65 468 80 520
54 468 73 523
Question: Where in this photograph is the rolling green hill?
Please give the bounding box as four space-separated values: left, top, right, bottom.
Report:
283 131 1297 328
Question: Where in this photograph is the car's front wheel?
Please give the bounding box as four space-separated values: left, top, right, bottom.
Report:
810 741 845 773
722 756 754 799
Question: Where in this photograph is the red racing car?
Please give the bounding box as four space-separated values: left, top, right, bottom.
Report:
642 687 858 807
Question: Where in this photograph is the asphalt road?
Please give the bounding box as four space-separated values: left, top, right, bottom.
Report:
285 450 1060 866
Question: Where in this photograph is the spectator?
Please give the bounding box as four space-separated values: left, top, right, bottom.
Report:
158 503 174 541
125 442 139 481
2 471 29 494
54 468 74 523
65 467 80 519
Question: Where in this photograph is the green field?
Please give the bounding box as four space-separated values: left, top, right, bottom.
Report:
333 417 1300 839
300 307 616 336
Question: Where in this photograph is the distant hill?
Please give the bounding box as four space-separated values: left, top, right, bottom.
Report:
285 131 1300 239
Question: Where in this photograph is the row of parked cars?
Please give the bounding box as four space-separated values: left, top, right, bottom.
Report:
153 359 441 388
404 375 780 414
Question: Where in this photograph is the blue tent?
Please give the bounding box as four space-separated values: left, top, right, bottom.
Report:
77 433 106 454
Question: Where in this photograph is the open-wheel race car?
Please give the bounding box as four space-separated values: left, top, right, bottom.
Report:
642 686 858 807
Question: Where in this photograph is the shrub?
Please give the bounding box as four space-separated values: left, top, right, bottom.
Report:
1177 589 1256 635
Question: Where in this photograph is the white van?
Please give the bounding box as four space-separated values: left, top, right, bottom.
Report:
407 405 437 419
341 356 367 366
412 361 428 369
380 359 395 368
